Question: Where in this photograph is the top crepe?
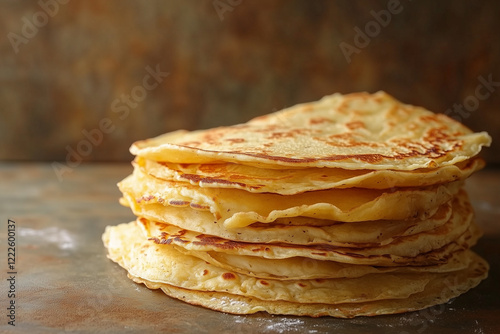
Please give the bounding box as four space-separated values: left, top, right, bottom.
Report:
131 91 491 170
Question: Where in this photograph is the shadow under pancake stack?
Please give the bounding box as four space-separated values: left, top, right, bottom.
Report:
103 91 492 317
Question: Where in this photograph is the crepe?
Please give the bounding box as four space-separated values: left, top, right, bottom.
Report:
138 156 484 194
119 166 463 228
169 246 473 280
124 188 467 247
129 251 487 318
103 222 487 313
130 92 491 170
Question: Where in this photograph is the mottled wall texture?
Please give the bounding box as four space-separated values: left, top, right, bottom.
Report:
0 0 499 165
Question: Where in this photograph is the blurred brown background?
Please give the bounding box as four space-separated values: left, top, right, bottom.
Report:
0 0 499 165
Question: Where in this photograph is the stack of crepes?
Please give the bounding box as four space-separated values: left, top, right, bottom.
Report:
103 91 492 317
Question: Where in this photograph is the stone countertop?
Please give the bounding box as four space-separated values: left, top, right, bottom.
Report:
0 162 499 334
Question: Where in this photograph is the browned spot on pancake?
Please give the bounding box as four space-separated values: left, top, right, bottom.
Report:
298 283 307 288
328 133 353 140
259 280 269 286
137 195 155 203
173 230 188 237
180 173 249 188
173 236 188 244
267 128 312 140
163 236 188 244
419 114 442 123
199 130 226 145
203 269 209 276
192 234 212 241
225 138 246 143
452 130 466 136
222 272 236 280
327 136 383 149
139 245 148 254
267 132 291 139
309 117 333 125
149 237 172 245
149 230 192 245
168 200 190 206
190 203 210 210
345 121 365 130
192 234 243 250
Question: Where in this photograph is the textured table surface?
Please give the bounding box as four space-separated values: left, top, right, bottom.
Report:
0 162 499 334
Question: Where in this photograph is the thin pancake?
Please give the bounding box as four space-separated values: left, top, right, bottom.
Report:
128 251 488 317
119 166 462 228
169 246 473 280
123 191 456 247
131 92 491 170
138 156 484 194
